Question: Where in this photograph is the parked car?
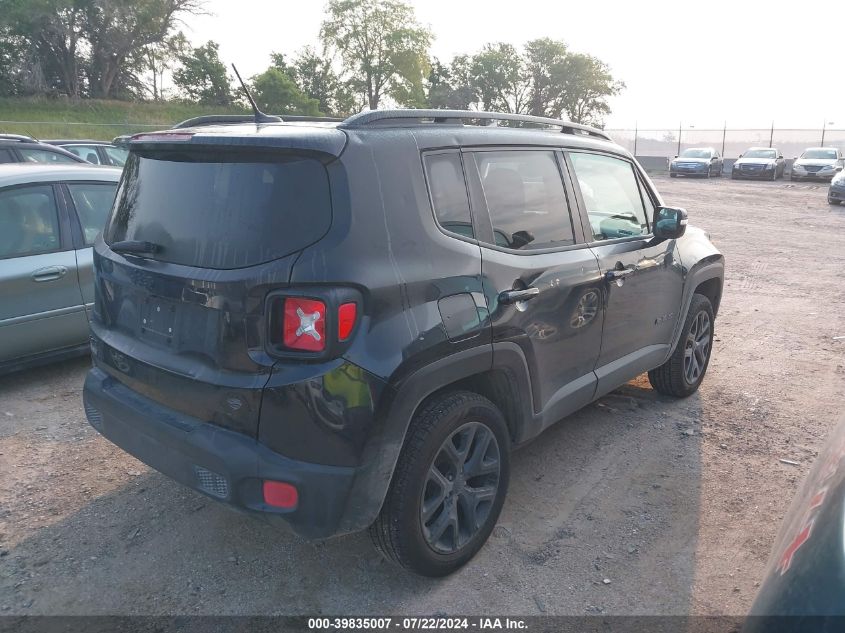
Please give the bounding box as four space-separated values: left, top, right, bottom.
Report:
0 164 120 374
791 147 844 181
82 109 724 577
829 171 845 205
42 139 128 167
745 414 845 629
669 147 723 178
0 138 88 165
732 147 786 180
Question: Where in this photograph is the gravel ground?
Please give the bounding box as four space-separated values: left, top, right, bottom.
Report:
1 175 844 617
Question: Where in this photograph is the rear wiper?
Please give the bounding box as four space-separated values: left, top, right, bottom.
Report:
110 240 160 255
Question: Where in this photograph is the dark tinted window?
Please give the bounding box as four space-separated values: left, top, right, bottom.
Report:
18 147 79 164
68 182 118 245
424 152 472 238
569 152 649 241
103 146 128 166
474 150 574 250
106 151 331 269
0 149 14 164
0 185 61 258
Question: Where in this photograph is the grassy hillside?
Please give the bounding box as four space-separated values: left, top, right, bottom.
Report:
0 98 248 141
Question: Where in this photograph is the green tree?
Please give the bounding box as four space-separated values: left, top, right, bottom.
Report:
557 52 624 126
173 40 233 105
141 30 187 101
289 46 355 116
251 66 321 116
0 0 89 97
426 55 476 110
524 37 569 118
469 43 528 114
320 0 431 109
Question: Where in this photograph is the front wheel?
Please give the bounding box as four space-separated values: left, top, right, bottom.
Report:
370 391 510 577
648 293 714 397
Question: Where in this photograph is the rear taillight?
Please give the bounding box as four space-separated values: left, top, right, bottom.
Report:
283 298 326 352
269 291 361 357
338 302 357 341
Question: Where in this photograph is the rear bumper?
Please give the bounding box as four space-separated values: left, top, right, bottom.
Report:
83 367 358 539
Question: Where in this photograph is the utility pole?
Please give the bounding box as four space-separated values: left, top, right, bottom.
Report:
769 121 774 148
821 119 828 146
633 121 638 157
677 121 682 156
721 121 726 156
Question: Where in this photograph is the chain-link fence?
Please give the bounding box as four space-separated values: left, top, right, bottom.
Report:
606 126 845 159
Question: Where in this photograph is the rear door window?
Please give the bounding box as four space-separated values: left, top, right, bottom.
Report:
0 149 14 163
0 185 61 258
67 182 118 245
473 150 575 250
106 151 332 269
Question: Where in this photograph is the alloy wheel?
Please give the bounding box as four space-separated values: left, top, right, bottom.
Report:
420 421 501 554
683 310 711 385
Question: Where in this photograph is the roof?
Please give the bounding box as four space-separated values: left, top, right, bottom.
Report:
0 164 121 187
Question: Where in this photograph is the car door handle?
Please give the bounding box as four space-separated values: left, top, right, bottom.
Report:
31 265 68 282
604 268 635 282
499 287 540 304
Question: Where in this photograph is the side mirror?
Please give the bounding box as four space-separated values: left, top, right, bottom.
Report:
710 156 717 161
778 155 784 159
674 155 678 159
653 206 688 240
738 154 743 158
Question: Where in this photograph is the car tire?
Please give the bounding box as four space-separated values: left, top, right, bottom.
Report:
830 197 839 205
770 169 777 181
670 173 677 178
370 391 510 577
648 293 714 398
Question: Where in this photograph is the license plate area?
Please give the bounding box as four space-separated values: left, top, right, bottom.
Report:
140 296 177 346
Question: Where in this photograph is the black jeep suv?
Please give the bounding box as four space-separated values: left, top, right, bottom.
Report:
83 109 724 576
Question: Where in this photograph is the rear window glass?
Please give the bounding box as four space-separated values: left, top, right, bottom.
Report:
106 151 332 269
424 152 473 239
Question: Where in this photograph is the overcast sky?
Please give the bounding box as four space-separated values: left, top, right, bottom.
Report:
187 0 843 130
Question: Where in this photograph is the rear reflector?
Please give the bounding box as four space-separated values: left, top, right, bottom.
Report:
263 481 298 509
337 302 357 341
283 298 326 351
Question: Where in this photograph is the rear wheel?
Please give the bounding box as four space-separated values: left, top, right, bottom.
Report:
370 391 510 577
649 293 714 398
670 173 677 178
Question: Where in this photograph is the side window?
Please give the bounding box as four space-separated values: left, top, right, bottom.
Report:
67 182 118 245
569 152 649 241
18 147 78 164
474 150 575 250
64 145 102 165
0 185 61 258
424 152 473 239
104 146 128 166
0 149 15 163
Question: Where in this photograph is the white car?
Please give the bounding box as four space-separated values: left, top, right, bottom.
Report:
791 147 844 182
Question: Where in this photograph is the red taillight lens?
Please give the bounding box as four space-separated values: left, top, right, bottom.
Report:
337 302 357 341
283 298 326 351
263 481 298 509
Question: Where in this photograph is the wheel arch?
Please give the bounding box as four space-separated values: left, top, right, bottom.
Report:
336 344 533 535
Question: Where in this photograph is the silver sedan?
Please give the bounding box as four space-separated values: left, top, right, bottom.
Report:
0 164 121 374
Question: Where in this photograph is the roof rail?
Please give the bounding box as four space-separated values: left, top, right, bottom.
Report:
0 133 38 143
172 114 344 129
339 109 612 141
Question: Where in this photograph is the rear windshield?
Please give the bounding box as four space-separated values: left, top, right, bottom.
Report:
105 151 331 269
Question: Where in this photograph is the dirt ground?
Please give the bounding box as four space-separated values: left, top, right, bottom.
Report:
1 175 844 617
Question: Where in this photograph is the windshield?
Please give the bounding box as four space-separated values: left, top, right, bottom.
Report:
801 149 837 160
106 150 332 269
744 149 776 159
679 149 712 159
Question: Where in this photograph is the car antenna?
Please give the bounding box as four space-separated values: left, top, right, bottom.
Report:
231 64 282 124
